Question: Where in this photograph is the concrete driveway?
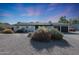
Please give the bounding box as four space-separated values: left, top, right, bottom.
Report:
0 32 79 55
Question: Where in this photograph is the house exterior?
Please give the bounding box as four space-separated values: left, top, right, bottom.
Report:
12 22 69 32
52 23 69 32
12 22 53 32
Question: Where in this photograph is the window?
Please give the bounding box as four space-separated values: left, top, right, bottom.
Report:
26 26 28 28
16 26 19 28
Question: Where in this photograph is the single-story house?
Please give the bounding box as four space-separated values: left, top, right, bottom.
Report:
12 22 69 32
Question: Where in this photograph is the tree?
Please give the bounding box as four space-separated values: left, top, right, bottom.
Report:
72 18 79 24
0 22 5 31
58 16 69 24
48 21 52 25
68 19 73 25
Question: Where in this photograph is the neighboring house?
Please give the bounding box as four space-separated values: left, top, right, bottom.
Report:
70 24 79 31
0 23 12 28
12 22 69 32
0 23 12 32
0 23 12 29
2 23 12 28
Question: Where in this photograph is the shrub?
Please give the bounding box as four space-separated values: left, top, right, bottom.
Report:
0 26 5 31
27 32 33 37
2 28 13 34
48 28 63 40
32 27 51 42
31 27 63 42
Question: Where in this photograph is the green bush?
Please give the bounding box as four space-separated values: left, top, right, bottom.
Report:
48 28 63 40
2 28 13 34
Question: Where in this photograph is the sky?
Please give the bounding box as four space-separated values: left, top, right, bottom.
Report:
0 3 79 24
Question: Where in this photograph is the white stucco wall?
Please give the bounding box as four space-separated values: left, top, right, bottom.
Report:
13 26 35 32
26 26 35 32
47 26 54 29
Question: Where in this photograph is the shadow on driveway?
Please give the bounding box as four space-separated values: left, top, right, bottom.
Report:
30 39 71 51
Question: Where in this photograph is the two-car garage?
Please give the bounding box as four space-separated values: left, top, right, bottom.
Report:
53 23 69 32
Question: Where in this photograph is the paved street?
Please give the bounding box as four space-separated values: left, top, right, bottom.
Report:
0 32 79 55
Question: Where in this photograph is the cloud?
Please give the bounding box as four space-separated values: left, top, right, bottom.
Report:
46 7 56 12
0 13 12 17
46 3 59 12
26 7 35 16
46 6 72 22
24 7 41 16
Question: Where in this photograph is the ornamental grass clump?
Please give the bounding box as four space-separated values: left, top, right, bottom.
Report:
31 27 51 42
2 28 13 34
48 28 63 40
31 27 63 42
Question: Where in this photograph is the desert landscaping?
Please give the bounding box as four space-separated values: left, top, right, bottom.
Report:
0 31 79 55
0 3 79 55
